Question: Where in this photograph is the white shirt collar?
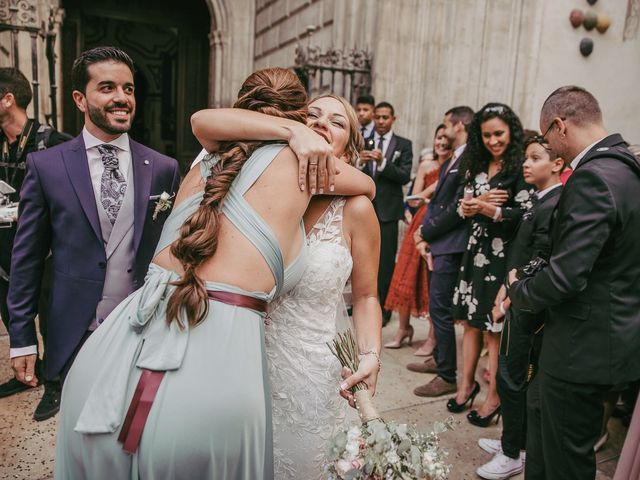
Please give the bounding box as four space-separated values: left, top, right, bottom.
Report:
569 137 606 171
374 130 393 141
453 143 466 158
82 127 130 152
536 182 561 200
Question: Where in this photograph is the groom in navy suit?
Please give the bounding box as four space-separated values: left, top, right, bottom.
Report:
7 47 180 416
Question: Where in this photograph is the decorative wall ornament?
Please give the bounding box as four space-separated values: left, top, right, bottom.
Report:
570 9 585 28
624 0 640 40
580 37 594 56
596 13 612 33
583 10 598 30
294 45 373 73
0 0 38 29
294 44 373 101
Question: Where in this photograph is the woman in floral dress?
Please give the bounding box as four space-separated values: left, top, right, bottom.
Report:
448 104 533 427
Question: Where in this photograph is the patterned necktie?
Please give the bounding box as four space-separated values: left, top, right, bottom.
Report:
97 144 127 225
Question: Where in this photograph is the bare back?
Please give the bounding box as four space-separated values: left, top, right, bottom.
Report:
153 145 310 295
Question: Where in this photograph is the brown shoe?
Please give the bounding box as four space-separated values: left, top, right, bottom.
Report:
414 376 457 397
406 356 438 374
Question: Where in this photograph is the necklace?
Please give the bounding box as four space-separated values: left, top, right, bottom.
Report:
1 119 33 186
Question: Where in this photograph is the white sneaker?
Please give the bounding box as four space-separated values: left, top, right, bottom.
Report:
478 438 527 463
476 452 524 480
478 438 502 455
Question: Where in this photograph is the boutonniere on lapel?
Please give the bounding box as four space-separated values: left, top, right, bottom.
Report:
150 191 175 220
392 150 401 162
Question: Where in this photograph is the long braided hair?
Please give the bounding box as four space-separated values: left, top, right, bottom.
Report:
167 68 308 328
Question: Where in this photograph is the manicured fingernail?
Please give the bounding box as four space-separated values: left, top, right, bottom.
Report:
340 382 348 390
330 185 335 192
300 184 305 191
26 375 32 381
311 188 316 195
319 188 324 194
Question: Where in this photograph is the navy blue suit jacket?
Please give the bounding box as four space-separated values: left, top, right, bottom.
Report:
8 134 180 378
420 155 467 257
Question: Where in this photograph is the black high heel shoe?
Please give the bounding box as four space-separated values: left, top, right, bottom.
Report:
467 405 502 427
446 381 480 413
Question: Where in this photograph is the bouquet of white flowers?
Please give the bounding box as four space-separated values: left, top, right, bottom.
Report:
325 330 454 479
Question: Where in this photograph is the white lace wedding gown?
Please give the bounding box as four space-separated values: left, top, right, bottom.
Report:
265 197 353 479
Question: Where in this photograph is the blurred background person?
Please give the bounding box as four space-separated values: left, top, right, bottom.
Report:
0 67 70 421
355 94 375 140
409 106 473 398
384 124 452 354
359 101 412 325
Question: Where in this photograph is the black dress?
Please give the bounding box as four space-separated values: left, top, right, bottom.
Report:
452 166 533 331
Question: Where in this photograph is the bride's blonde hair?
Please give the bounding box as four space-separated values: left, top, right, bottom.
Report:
309 94 364 165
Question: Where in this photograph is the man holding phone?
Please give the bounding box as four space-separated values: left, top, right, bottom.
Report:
358 101 412 325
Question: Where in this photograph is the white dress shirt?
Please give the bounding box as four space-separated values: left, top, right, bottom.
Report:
361 121 375 140
569 137 606 171
83 128 132 203
373 130 394 172
9 128 132 359
536 182 562 200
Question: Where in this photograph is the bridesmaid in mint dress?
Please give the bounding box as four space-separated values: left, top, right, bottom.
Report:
55 68 315 480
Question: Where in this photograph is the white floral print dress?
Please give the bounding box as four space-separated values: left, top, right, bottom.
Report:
452 168 533 331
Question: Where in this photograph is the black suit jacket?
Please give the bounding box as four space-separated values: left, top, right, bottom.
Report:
510 134 640 385
363 133 412 222
420 155 467 256
507 185 562 271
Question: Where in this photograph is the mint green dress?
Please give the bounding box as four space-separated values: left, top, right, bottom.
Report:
54 145 307 480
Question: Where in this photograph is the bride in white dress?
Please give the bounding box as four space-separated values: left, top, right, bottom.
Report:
199 94 383 478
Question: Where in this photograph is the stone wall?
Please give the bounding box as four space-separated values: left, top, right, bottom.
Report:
253 0 640 157
0 0 64 127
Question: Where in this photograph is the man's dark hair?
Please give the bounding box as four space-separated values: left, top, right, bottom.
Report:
445 105 474 132
375 101 394 116
0 68 33 109
356 94 375 107
541 85 602 127
71 46 135 93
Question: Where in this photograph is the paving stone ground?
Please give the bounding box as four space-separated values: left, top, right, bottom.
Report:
0 316 624 479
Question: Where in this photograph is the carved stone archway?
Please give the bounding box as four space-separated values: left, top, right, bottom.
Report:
203 0 254 108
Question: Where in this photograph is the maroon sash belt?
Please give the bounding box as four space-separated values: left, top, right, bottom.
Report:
207 290 268 313
117 289 268 454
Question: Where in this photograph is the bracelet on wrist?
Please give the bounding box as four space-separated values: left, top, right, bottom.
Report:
359 350 382 371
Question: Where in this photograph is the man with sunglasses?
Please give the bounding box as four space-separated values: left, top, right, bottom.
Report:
508 86 640 479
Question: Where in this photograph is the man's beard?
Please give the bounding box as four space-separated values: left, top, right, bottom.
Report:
87 102 134 135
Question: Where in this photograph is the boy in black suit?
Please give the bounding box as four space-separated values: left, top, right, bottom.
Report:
476 136 564 480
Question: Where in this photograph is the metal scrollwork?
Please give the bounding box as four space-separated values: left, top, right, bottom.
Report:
294 43 373 101
0 0 38 28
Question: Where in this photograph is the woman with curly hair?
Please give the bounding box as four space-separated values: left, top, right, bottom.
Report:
446 103 533 428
